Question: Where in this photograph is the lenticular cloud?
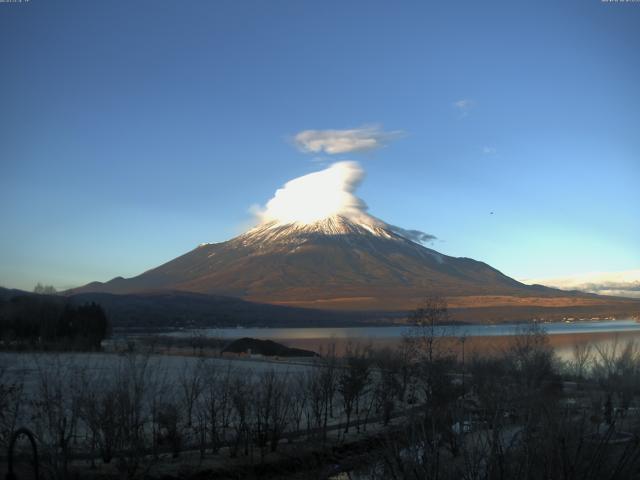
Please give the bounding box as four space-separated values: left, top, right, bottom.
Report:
294 126 402 155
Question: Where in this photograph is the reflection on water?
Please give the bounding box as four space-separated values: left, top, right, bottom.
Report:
166 319 640 360
175 319 640 340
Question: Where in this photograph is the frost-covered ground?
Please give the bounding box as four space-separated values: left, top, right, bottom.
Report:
0 351 314 396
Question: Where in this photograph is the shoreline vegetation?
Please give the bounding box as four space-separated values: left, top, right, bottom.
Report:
2 297 640 479
0 292 110 351
4 323 640 479
3 285 639 332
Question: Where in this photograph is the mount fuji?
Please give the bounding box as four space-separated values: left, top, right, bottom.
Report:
68 214 631 316
64 161 640 323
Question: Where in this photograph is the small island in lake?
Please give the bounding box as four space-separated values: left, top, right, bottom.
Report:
222 337 319 358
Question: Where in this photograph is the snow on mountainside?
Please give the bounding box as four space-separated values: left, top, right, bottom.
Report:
236 215 447 264
69 214 544 310
242 215 396 242
65 160 640 317
522 270 640 299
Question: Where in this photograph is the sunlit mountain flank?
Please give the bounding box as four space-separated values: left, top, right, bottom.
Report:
70 162 639 320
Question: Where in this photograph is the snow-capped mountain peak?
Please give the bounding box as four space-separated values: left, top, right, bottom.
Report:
240 214 398 246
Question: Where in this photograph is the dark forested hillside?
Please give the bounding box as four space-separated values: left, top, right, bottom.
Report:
67 290 392 329
0 289 110 349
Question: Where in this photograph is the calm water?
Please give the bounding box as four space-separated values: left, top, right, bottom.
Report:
161 319 640 361
171 319 640 341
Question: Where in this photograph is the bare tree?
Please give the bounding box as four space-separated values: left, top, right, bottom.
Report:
305 366 324 438
304 353 337 443
0 361 24 450
78 368 120 464
199 361 234 454
338 343 371 433
30 355 84 480
288 372 308 439
507 323 557 391
178 358 204 429
592 338 640 421
572 341 593 380
252 369 291 459
408 295 455 363
111 352 160 479
318 347 338 442
229 371 252 458
156 400 182 458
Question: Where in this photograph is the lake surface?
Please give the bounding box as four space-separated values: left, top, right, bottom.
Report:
170 319 640 340
164 319 640 360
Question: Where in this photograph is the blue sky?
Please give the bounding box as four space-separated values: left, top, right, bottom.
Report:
1 0 638 291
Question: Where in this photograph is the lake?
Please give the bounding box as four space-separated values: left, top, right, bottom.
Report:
171 319 640 340
166 319 640 360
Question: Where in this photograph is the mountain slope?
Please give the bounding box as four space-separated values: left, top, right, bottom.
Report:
0 287 392 328
67 290 381 328
69 215 586 310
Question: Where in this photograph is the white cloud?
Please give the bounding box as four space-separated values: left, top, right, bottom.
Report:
453 99 475 117
254 161 369 225
482 146 497 155
521 269 640 299
251 161 438 244
386 225 437 244
293 125 403 155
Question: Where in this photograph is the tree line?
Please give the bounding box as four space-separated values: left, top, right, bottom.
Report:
0 293 110 350
2 297 640 479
